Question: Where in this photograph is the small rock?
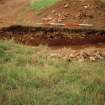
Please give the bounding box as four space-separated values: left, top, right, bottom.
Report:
52 10 56 14
89 57 96 61
102 52 105 57
57 19 62 22
64 3 69 8
95 52 103 60
50 53 57 57
69 53 75 58
84 5 88 9
84 4 90 9
64 12 69 17
62 56 67 60
80 51 89 59
42 17 52 21
78 57 85 62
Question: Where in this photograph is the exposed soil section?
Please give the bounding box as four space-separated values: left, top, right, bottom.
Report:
0 25 105 46
0 0 105 62
41 0 105 29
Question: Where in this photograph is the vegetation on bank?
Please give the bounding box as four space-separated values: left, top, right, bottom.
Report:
30 0 105 10
0 40 105 105
101 0 105 3
31 0 60 10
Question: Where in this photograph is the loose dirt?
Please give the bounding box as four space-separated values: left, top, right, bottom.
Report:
41 0 105 29
0 0 38 27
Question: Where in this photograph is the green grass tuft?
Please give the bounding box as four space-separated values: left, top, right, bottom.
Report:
31 0 60 10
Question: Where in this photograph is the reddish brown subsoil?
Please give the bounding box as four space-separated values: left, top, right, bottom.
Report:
41 0 105 29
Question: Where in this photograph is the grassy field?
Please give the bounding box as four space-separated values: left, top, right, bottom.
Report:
0 40 105 105
31 0 60 10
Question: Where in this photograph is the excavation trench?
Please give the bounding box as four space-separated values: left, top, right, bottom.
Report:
0 25 105 46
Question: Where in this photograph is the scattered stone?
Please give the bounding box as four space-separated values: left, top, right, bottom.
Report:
50 53 57 57
84 5 88 9
62 56 68 60
84 4 90 9
49 48 105 62
80 51 89 59
52 10 56 14
97 55 104 60
69 53 75 58
64 12 69 17
64 3 69 8
41 17 52 21
78 56 85 62
57 19 62 22
89 56 96 61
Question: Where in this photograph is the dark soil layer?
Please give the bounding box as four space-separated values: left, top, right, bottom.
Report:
0 25 105 46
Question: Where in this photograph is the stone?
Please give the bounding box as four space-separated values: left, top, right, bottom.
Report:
50 53 57 57
69 53 75 58
80 51 89 59
64 3 69 8
78 56 85 62
89 57 96 61
52 10 56 14
84 5 88 9
84 4 90 9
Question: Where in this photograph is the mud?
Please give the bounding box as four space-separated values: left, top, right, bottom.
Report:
0 25 105 46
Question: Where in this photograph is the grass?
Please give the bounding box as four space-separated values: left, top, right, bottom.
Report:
30 0 60 10
101 0 105 3
0 40 105 105
30 0 105 10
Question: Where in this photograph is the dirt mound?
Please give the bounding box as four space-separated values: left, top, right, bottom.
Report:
0 0 105 29
41 0 105 29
